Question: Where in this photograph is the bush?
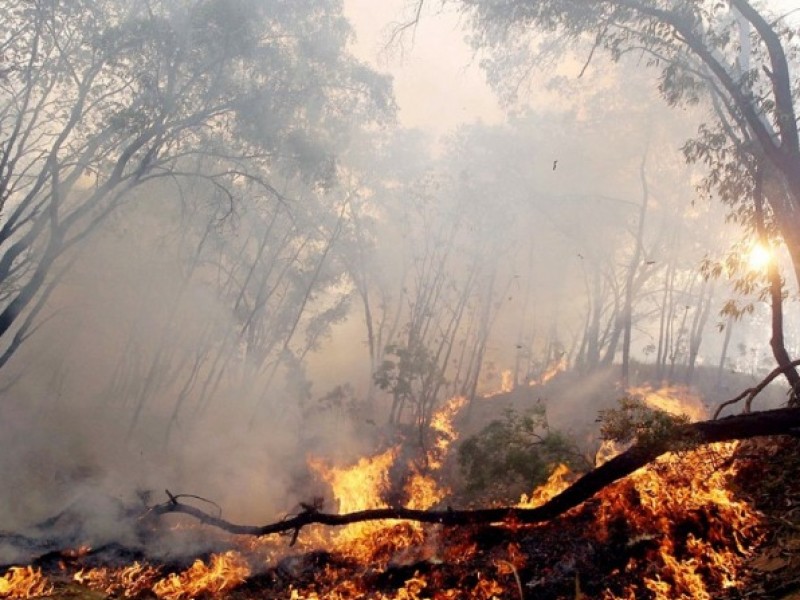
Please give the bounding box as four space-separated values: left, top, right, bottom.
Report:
456 404 588 504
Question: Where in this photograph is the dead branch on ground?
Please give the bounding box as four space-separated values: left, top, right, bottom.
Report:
152 406 800 541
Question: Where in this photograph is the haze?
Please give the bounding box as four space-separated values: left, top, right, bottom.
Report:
0 0 796 552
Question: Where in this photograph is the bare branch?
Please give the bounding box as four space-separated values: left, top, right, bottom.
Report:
153 406 800 541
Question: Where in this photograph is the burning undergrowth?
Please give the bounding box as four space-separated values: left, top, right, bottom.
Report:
0 390 777 599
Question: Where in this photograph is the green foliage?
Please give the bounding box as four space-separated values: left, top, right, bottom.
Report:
599 397 691 451
374 342 444 404
457 405 586 503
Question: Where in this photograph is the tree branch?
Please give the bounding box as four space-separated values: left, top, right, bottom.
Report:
712 358 800 418
152 406 800 540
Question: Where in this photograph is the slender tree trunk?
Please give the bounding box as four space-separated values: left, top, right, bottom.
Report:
686 278 714 385
753 169 800 394
621 147 650 387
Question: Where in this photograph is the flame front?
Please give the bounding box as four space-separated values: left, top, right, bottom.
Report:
74 562 159 598
627 384 707 421
596 442 761 599
151 551 250 600
529 355 568 387
518 463 573 508
13 389 767 599
0 567 52 599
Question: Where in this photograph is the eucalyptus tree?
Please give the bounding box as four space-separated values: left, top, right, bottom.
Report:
399 0 799 387
446 0 800 268
0 0 390 372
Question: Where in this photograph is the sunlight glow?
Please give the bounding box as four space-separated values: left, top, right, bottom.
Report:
747 243 772 272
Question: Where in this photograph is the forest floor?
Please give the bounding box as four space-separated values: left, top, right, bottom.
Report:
731 436 800 599
4 369 799 599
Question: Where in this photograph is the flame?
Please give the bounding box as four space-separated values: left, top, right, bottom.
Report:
307 396 467 561
485 369 514 398
427 395 466 469
529 355 568 387
595 439 623 467
74 562 159 598
518 463 573 508
309 396 465 517
626 385 707 421
596 442 761 599
151 551 250 600
309 447 396 515
0 567 52 599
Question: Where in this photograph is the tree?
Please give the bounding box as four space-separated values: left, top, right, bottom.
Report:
0 0 390 371
406 0 798 386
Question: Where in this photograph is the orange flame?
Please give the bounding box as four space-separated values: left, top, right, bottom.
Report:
595 439 623 467
427 395 466 469
518 463 573 508
596 442 761 599
485 369 515 398
0 567 52 599
152 551 250 600
307 396 467 561
626 385 707 421
74 562 159 598
529 356 567 387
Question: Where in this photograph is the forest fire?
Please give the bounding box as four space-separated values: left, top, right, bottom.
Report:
73 562 159 598
152 551 250 600
0 567 52 599
627 385 708 421
2 0 799 599
0 392 773 599
592 442 761 599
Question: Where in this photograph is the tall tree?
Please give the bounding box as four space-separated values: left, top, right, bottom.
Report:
407 0 798 384
0 0 390 370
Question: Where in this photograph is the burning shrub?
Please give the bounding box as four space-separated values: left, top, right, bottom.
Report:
457 405 588 503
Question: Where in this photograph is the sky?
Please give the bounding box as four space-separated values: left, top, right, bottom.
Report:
342 0 504 136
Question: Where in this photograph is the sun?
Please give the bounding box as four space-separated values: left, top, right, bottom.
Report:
747 243 772 271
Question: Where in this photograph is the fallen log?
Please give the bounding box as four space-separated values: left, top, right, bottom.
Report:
152 406 800 539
